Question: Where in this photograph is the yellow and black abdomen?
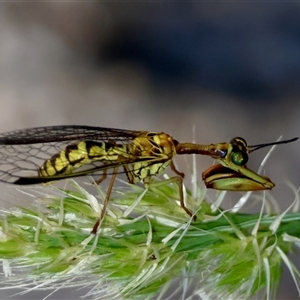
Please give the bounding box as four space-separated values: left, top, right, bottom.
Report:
38 141 118 177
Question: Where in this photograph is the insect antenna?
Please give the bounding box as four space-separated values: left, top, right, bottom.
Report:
248 137 298 153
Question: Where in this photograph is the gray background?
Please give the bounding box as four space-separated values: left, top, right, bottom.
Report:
0 3 300 299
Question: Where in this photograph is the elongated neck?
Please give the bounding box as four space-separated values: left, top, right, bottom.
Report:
175 141 230 160
175 142 217 156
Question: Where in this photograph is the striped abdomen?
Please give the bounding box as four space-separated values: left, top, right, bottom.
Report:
38 141 123 176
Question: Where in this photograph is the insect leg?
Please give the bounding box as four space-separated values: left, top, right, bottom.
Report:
145 159 196 222
170 160 185 178
145 176 195 220
92 166 118 234
169 161 196 220
123 164 135 183
95 170 107 185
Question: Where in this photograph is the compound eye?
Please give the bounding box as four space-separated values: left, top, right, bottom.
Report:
230 137 248 152
231 151 248 166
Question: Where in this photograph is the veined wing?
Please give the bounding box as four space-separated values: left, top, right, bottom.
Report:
0 125 144 144
0 125 151 184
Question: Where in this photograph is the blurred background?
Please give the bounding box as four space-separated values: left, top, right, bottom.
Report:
0 2 300 299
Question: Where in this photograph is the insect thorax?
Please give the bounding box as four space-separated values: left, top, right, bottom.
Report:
125 132 177 184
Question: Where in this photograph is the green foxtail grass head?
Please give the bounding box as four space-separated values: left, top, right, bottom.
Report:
0 150 299 299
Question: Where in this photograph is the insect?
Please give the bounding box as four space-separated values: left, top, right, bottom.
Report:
0 125 297 232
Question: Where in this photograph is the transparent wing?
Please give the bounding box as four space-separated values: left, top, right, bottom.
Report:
0 125 158 184
0 125 143 144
